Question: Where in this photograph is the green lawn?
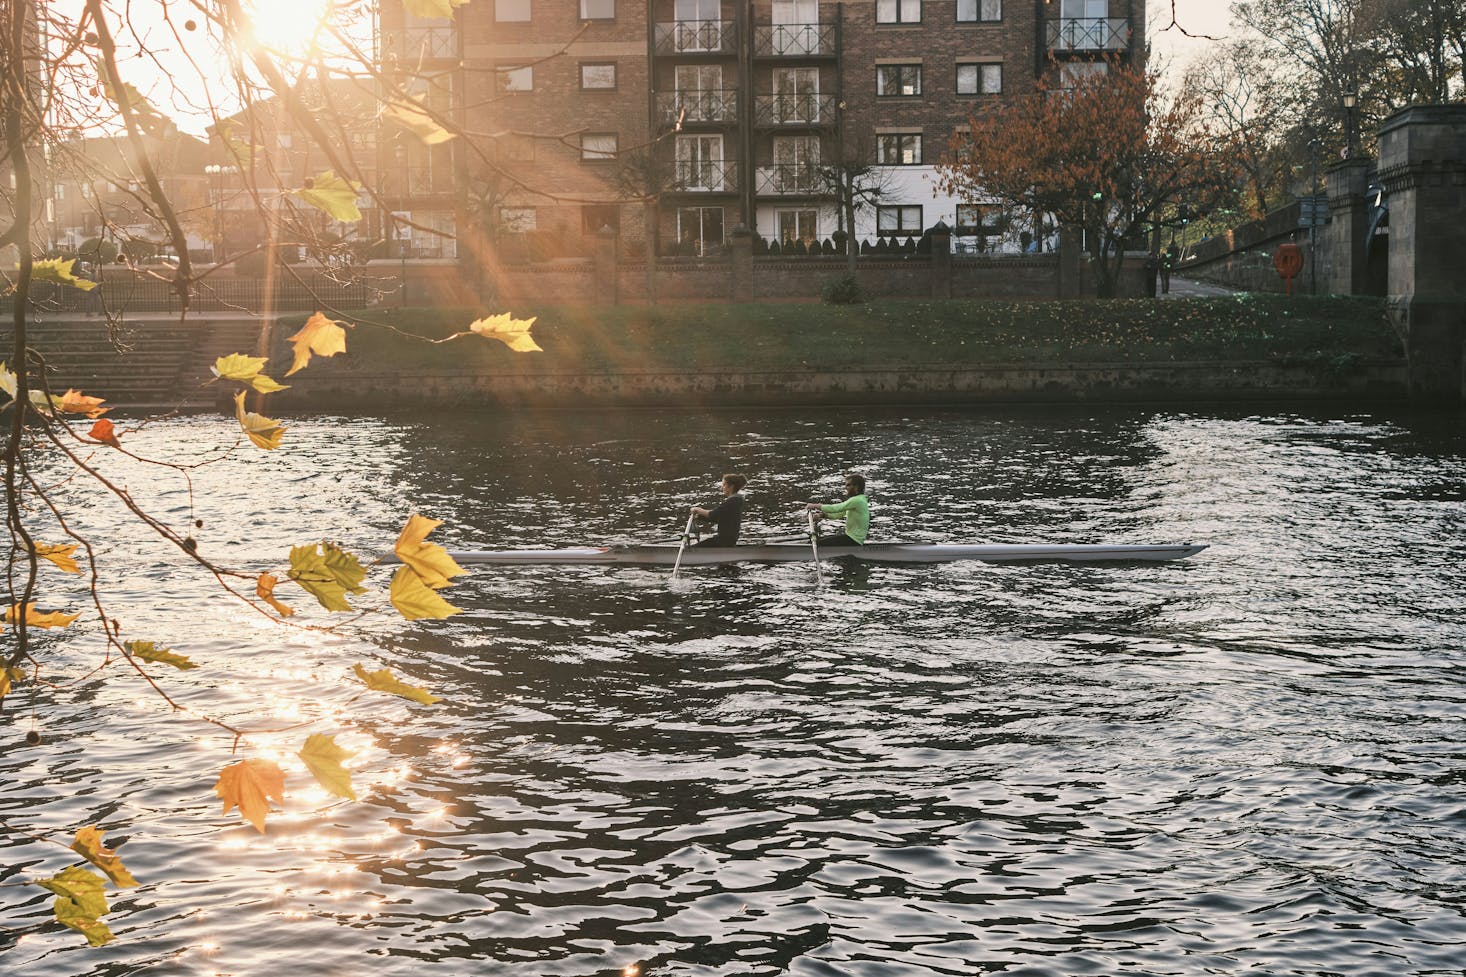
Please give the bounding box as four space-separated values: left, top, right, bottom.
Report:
282 295 1400 375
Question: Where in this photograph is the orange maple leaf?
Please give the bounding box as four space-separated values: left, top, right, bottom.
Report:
3 603 81 629
88 418 121 447
55 389 109 418
256 573 295 617
284 312 349 376
213 758 286 833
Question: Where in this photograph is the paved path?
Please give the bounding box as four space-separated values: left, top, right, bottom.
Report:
1160 277 1243 299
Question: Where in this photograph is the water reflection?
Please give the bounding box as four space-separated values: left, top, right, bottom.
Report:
1 406 1463 976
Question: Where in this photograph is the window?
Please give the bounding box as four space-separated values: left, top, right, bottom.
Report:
957 62 1002 94
1059 61 1108 87
499 207 537 232
580 62 617 89
777 209 818 247
580 0 614 19
876 0 921 24
495 0 530 21
580 132 618 161
582 204 620 234
676 135 726 190
676 207 725 254
877 204 923 235
876 64 922 96
495 64 533 93
954 203 982 232
957 0 1001 21
877 133 922 165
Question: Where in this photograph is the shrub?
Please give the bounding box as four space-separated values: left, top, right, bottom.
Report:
821 273 866 305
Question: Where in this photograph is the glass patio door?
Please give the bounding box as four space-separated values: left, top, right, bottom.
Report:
771 67 819 123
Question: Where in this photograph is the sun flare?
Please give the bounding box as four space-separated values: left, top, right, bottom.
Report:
243 0 333 55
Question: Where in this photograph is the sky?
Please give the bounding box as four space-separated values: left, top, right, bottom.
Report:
1149 0 1239 77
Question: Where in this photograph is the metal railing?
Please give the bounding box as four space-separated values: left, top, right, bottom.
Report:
1045 17 1131 52
754 164 823 195
671 159 739 193
752 22 837 57
389 27 458 59
653 20 737 55
753 93 837 127
655 90 739 126
1 278 379 315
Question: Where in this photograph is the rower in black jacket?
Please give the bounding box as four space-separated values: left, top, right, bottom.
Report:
690 473 747 547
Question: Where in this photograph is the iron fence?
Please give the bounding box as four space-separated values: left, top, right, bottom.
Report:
0 277 379 315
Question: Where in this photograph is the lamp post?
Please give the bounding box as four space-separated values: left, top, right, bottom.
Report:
1342 92 1358 159
204 164 226 263
1309 136 1321 295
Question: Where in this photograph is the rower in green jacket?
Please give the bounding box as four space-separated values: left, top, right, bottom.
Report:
804 473 868 546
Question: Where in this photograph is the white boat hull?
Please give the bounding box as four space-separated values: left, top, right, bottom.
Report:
432 542 1207 566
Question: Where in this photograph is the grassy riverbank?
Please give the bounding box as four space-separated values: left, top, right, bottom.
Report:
300 295 1400 375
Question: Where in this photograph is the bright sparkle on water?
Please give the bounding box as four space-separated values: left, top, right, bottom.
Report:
1 406 1463 977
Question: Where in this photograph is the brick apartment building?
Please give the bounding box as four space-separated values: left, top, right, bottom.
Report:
376 0 1145 264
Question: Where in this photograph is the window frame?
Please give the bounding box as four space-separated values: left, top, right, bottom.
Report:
956 0 1001 23
956 61 1002 95
579 61 618 90
499 207 538 233
877 132 923 166
875 0 922 25
876 204 924 235
494 63 533 94
494 0 531 22
876 63 923 97
581 203 621 235
579 0 615 20
580 131 619 162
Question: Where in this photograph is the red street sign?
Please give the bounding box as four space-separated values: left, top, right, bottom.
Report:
1273 243 1305 295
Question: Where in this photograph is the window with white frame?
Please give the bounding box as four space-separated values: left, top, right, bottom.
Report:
876 64 922 96
957 0 1001 21
877 133 922 165
499 207 537 232
580 132 618 161
877 204 923 235
580 62 617 89
580 0 614 19
876 0 921 24
954 203 983 232
957 62 1002 94
495 0 530 21
495 64 532 93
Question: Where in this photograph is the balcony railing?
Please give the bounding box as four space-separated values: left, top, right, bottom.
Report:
390 27 458 59
752 22 837 57
653 20 737 55
1045 17 1131 52
404 167 454 195
655 90 739 127
672 159 739 193
753 93 837 127
755 164 822 196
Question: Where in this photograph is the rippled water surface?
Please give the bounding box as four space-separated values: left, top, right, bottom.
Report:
2 406 1464 976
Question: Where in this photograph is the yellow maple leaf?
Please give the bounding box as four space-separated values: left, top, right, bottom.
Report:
291 171 363 223
297 733 356 801
468 313 541 352
124 639 197 671
70 827 139 889
394 514 467 590
384 95 456 145
212 353 269 382
287 543 366 612
32 542 80 574
389 565 463 621
402 0 469 19
0 361 16 402
30 258 98 291
256 572 295 617
0 665 24 701
284 312 349 377
3 603 81 629
233 390 286 450
214 758 286 833
38 866 113 946
353 662 441 704
53 389 109 418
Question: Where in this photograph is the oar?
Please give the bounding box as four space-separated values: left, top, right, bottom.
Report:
806 509 825 588
671 511 696 583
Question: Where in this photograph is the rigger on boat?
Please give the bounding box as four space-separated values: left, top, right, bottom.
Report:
426 542 1209 567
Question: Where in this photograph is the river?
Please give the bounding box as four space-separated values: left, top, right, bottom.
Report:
2 405 1463 976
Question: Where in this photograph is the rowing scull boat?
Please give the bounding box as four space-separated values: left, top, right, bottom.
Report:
430 542 1207 566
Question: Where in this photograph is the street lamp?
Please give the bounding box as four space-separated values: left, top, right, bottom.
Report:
1342 92 1358 159
204 163 228 263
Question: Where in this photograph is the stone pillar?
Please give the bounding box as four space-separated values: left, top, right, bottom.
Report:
929 221 952 299
1378 105 1466 404
1324 158 1373 295
1057 224 1082 298
729 223 754 302
593 224 618 305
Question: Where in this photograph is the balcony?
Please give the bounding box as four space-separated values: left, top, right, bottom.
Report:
1045 17 1131 53
653 20 737 56
753 93 837 128
388 26 458 60
754 164 823 196
671 160 739 193
752 22 837 58
655 90 739 128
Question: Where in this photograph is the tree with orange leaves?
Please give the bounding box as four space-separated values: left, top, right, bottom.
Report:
938 60 1226 297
